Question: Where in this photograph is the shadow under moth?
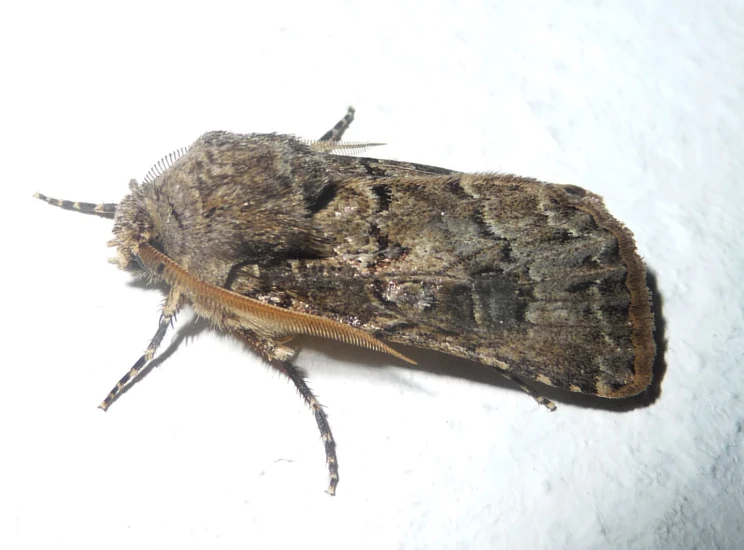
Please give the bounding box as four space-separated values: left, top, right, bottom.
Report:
35 107 655 494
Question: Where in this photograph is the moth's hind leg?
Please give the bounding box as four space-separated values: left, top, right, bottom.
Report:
99 288 183 410
319 106 355 142
489 366 557 412
236 329 339 495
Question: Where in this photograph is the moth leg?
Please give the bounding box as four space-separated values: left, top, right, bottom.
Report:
319 106 355 142
236 329 339 495
276 359 340 495
99 288 183 411
490 367 557 411
34 192 117 218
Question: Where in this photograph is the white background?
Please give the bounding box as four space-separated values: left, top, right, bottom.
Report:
2 1 742 549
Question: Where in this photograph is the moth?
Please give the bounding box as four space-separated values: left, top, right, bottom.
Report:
35 107 655 494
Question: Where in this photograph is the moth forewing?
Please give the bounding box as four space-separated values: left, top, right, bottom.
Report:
34 107 655 494
135 243 416 365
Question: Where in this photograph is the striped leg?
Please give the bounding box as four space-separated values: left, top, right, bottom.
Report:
489 367 556 411
237 330 339 495
99 288 183 410
319 106 355 142
276 360 339 495
34 192 117 217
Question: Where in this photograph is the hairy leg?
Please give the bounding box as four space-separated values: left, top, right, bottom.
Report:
319 106 355 142
236 329 340 495
99 288 183 410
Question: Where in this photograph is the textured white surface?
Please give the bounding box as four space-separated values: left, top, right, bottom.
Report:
2 1 743 549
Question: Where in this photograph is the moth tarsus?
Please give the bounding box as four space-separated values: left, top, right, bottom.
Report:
495 369 558 412
98 288 184 411
274 358 339 496
319 105 355 142
35 107 655 494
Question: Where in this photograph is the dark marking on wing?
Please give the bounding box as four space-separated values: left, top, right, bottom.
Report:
446 177 468 198
360 158 388 177
372 183 392 212
472 274 527 329
307 182 338 214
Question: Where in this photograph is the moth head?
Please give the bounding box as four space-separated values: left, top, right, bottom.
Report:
110 179 158 273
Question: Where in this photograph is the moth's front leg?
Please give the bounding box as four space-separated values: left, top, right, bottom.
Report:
99 288 184 411
235 329 340 495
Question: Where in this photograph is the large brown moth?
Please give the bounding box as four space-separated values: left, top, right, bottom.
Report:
35 107 655 494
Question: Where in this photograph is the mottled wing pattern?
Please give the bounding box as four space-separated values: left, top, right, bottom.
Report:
230 162 654 399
